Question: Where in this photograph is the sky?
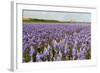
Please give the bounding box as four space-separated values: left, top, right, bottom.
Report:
23 10 91 22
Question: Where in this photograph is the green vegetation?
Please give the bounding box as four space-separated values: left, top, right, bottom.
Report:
23 18 67 23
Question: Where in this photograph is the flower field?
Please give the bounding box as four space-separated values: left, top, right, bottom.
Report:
23 23 91 62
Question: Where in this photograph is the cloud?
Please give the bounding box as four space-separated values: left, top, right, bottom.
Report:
23 10 91 22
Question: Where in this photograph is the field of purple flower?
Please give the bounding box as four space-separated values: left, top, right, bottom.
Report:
23 23 91 62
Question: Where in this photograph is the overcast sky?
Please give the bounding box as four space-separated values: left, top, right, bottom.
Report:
23 10 91 22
